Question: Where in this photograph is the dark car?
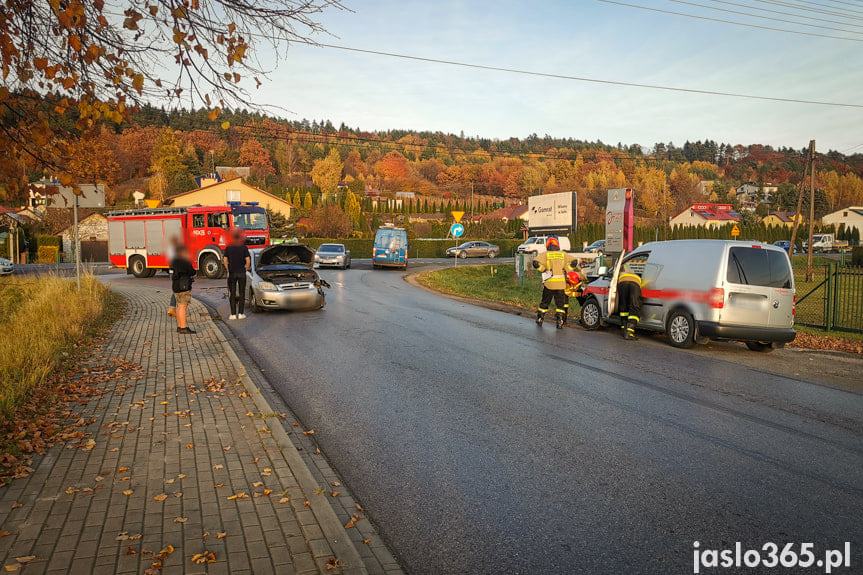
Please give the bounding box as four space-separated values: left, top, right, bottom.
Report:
445 241 500 259
584 239 606 254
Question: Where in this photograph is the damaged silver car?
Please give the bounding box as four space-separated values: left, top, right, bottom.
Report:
247 243 330 312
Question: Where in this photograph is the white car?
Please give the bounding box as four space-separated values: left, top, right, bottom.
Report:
0 257 13 275
516 236 572 255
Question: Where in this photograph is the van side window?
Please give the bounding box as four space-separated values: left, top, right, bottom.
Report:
727 247 792 288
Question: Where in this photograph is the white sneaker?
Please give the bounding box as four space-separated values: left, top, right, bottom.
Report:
237 314 247 319
228 315 237 320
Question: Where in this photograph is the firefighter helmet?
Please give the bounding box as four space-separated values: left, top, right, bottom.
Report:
567 270 581 285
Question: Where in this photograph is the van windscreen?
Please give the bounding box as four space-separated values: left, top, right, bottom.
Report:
727 247 792 288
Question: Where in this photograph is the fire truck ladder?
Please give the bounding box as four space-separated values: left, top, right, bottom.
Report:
106 207 189 217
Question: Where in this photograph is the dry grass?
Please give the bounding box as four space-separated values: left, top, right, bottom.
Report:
0 274 113 421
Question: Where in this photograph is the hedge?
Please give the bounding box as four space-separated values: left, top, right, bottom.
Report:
37 246 59 264
853 246 863 267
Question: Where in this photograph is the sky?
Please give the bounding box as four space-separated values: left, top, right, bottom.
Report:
249 0 863 154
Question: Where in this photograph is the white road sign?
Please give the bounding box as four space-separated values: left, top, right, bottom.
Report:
528 192 577 232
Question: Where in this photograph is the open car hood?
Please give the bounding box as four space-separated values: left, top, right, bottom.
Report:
256 244 315 269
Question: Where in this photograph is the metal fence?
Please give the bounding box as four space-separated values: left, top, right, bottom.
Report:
795 265 863 333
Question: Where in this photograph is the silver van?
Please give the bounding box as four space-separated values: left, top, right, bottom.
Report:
579 240 796 351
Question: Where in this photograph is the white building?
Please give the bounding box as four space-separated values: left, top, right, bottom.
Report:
822 206 863 231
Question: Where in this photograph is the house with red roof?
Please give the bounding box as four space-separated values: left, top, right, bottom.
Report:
670 203 741 229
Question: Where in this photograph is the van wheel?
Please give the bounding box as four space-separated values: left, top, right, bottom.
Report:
201 254 223 279
130 256 149 278
667 309 696 348
580 298 602 330
745 341 775 352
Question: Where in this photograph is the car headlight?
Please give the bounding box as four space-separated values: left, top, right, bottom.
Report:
257 281 276 291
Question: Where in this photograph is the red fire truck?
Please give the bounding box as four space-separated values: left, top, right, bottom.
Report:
106 203 270 279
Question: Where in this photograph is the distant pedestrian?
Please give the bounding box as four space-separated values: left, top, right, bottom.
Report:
167 235 180 317
532 237 578 329
222 228 251 320
170 245 196 334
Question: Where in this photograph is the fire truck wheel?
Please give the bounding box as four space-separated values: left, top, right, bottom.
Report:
200 254 223 279
129 256 149 278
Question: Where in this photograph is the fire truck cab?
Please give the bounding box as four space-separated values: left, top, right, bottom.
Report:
107 203 269 279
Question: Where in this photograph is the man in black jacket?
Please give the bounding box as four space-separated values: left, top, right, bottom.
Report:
222 229 251 320
170 245 196 334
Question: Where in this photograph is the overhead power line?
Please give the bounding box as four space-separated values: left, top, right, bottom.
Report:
704 0 863 28
595 0 863 40
308 43 863 109
749 0 863 21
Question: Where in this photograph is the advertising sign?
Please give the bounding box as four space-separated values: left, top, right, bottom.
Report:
605 188 634 254
528 192 577 233
43 183 106 209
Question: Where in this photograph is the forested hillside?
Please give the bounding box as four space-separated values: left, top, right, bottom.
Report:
7 104 863 224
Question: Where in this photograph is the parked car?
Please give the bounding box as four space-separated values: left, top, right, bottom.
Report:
247 244 329 312
579 240 796 351
773 240 792 254
315 243 351 269
0 257 13 275
516 236 572 255
373 225 409 270
584 239 606 254
446 241 500 259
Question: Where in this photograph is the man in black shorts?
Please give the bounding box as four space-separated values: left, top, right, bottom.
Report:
222 228 251 320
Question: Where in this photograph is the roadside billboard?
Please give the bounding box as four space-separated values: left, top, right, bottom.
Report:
528 192 577 234
46 183 106 209
605 188 634 254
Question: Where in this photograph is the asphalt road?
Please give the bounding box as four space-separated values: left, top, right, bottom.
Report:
120 262 862 574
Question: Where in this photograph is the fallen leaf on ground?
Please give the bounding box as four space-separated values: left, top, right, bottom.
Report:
217 532 226 539
128 534 142 540
15 557 34 564
153 493 168 501
278 497 290 504
356 504 364 511
252 482 263 488
10 503 21 509
222 446 231 451
227 492 248 500
0 532 8 538
363 539 372 544
253 489 271 498
119 466 130 472
173 517 187 524
186 444 194 449
326 558 342 570
331 481 341 487
344 518 356 529
177 474 186 479
213 465 223 470
4 564 20 572
125 546 136 555
174 492 182 498
65 487 79 494
214 483 224 488
159 545 174 555
191 551 216 564
302 430 314 435
120 476 130 481
122 490 133 496
165 479 175 484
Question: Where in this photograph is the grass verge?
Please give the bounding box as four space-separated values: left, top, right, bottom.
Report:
0 273 119 422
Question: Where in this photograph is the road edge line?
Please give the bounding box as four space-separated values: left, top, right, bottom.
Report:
201 300 370 575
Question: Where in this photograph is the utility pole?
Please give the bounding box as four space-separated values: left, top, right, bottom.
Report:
470 182 474 218
788 148 809 260
806 139 816 283
74 193 81 292
663 179 668 241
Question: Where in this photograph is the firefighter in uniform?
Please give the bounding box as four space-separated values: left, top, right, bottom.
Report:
617 261 643 341
563 268 586 325
532 237 577 329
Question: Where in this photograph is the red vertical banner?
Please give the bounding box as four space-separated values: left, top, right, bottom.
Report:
624 189 634 252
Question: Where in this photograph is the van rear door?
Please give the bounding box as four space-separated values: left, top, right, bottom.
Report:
723 246 793 328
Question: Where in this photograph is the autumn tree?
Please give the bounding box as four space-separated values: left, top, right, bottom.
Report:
343 190 362 227
303 191 313 210
238 139 274 179
0 0 345 200
307 205 352 238
149 129 189 201
311 148 343 200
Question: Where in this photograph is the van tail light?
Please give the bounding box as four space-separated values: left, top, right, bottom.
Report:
792 295 796 315
710 287 725 309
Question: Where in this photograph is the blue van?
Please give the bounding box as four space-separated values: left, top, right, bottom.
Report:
373 225 409 269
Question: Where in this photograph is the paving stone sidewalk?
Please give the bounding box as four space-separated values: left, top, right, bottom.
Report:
0 284 400 575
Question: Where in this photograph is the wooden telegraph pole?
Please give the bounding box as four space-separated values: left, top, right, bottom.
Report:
789 144 810 261
806 140 816 282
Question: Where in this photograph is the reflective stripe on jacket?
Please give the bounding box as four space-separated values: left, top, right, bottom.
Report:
618 272 642 286
534 251 576 289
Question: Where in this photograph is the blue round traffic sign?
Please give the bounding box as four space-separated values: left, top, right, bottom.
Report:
450 223 465 238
